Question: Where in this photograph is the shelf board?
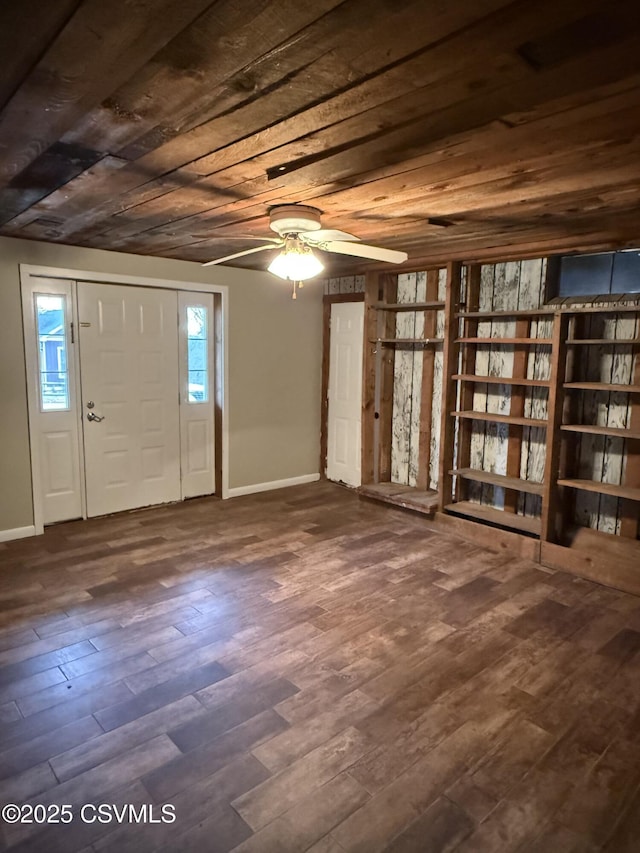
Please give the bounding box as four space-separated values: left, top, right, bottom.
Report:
445 501 541 536
561 424 640 440
562 304 640 315
456 337 553 345
453 374 550 388
450 468 544 495
452 410 548 428
372 338 444 345
558 478 640 501
566 339 640 346
373 301 445 312
564 382 640 393
457 308 554 319
359 483 439 515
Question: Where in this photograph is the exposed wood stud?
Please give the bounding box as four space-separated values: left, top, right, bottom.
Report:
541 312 570 543
455 264 480 503
438 260 463 510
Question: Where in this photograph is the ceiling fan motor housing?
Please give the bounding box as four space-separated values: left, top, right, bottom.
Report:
269 205 322 236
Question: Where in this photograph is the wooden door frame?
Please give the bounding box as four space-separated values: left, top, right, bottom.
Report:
320 293 365 479
20 263 229 536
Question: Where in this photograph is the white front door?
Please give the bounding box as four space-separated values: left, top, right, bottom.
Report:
77 282 181 517
326 301 364 487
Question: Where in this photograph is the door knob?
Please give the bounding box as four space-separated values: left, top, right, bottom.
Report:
87 412 105 422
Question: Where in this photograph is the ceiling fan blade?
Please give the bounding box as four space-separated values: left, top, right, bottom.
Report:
324 241 408 264
303 228 359 243
193 235 281 242
202 244 280 267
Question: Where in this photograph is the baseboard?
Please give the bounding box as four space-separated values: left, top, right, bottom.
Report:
227 473 320 498
0 525 37 543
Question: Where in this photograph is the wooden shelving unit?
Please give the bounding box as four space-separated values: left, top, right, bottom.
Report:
359 262 639 591
552 304 640 545
444 283 559 538
361 268 447 515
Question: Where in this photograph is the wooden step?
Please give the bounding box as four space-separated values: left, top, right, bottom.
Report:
359 483 439 515
445 501 541 536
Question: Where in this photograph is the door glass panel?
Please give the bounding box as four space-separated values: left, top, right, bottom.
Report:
186 305 208 402
36 294 70 411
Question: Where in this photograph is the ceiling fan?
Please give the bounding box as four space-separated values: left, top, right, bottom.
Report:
202 205 408 296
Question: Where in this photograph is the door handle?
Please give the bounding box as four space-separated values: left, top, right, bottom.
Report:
87 411 105 422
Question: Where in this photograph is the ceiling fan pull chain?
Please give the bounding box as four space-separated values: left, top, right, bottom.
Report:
292 280 297 299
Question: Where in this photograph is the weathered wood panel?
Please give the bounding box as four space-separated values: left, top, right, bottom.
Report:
391 273 418 486
324 275 365 295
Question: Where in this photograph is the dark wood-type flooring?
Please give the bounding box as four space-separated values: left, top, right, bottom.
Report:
1 481 640 852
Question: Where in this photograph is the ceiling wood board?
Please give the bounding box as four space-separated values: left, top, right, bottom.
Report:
1 0 640 271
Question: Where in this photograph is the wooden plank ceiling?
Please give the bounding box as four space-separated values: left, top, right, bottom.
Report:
1 0 640 273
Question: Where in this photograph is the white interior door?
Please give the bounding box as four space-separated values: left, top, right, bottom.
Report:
78 282 181 517
327 301 364 487
178 292 215 498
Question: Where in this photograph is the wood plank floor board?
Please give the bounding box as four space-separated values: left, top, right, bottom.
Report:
382 794 475 852
0 714 102 782
96 754 268 853
50 695 209 783
0 639 97 687
170 677 300 753
142 708 289 803
0 481 638 852
4 779 154 853
17 651 159 717
0 681 134 753
2 737 182 848
229 771 371 853
93 659 230 732
231 726 373 831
